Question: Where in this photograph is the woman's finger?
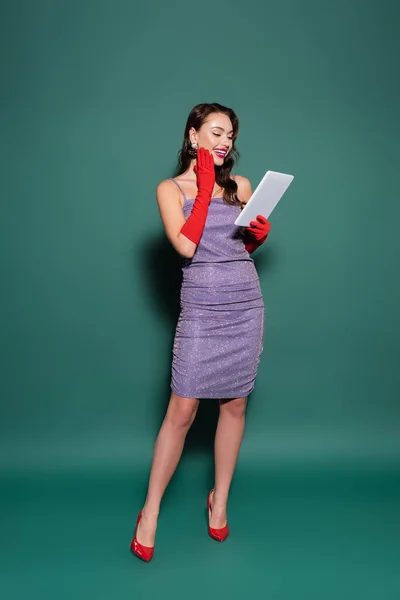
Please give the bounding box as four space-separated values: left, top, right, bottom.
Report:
249 221 264 229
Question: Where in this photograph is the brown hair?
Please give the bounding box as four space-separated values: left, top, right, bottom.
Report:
175 103 242 207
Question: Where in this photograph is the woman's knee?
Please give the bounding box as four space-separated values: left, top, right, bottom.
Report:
220 396 247 419
166 393 199 429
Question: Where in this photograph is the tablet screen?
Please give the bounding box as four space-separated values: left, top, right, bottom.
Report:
235 170 294 227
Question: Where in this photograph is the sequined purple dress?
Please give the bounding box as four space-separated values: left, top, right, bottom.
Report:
170 179 264 399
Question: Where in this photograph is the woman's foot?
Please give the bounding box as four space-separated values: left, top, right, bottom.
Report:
207 489 229 541
135 507 158 547
130 507 158 562
208 489 228 528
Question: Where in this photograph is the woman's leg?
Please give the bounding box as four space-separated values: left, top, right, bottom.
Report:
210 396 248 528
135 392 199 546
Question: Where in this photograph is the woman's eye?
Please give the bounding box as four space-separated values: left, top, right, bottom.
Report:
212 132 233 141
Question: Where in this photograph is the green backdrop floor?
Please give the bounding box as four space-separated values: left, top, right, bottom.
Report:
1 460 399 600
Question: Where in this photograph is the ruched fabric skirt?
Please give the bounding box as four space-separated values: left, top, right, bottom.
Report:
170 280 264 399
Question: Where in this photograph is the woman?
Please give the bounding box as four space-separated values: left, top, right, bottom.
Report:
131 103 270 562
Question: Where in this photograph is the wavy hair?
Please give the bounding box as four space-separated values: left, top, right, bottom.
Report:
174 103 242 207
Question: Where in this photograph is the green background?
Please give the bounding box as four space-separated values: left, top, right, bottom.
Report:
1 0 399 598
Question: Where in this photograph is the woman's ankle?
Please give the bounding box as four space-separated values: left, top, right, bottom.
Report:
142 504 160 519
212 488 228 509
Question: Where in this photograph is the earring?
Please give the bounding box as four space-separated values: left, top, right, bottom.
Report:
188 141 198 158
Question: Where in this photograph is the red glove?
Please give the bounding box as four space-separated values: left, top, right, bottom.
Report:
180 148 215 245
245 214 271 253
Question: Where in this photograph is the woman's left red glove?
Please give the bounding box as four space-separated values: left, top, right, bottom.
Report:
244 214 271 254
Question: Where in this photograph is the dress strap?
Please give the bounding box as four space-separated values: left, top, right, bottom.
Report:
170 178 187 203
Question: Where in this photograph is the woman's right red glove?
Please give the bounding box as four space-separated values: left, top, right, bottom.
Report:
180 147 215 245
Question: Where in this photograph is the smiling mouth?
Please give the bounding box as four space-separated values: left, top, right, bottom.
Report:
214 149 227 158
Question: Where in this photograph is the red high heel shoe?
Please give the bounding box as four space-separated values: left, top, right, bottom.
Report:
207 489 229 542
130 511 154 562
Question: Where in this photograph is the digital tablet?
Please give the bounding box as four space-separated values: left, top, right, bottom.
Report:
234 170 294 227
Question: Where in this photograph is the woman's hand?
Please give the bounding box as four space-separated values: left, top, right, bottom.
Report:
179 148 216 246
245 214 271 253
193 147 215 198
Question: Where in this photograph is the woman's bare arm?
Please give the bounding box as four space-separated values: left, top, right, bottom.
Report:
156 180 197 258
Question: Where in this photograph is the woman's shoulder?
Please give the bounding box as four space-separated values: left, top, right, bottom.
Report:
157 174 194 190
234 174 251 185
234 175 252 204
156 178 180 203
156 177 188 208
157 177 177 190
156 177 183 197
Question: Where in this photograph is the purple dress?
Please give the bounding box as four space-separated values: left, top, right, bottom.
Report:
170 179 264 399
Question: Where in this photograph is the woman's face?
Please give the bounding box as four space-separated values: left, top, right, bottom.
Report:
190 112 234 166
